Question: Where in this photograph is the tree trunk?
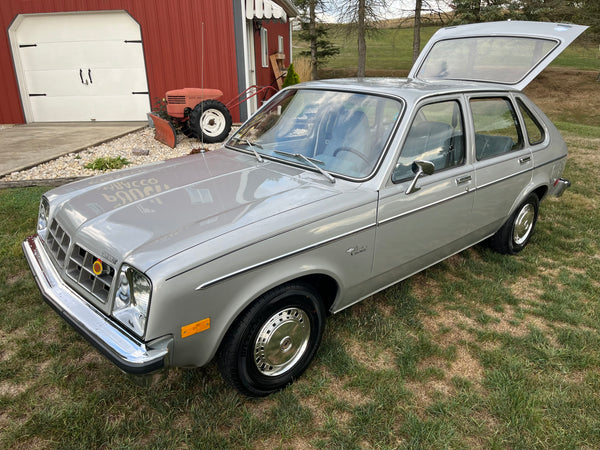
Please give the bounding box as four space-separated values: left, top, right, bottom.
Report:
413 0 422 65
357 0 367 77
309 0 318 80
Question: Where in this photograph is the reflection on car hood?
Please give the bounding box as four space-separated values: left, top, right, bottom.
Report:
50 149 341 272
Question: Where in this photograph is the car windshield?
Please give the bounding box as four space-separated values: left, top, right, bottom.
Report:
228 89 403 179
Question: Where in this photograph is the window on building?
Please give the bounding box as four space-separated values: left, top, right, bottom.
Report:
261 28 269 68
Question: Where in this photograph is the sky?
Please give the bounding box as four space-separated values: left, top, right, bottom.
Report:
317 0 452 23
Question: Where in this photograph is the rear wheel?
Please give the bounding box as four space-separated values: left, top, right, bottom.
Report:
489 193 539 254
188 100 232 143
217 282 326 397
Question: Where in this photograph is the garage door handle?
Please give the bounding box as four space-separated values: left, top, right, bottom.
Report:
79 69 88 85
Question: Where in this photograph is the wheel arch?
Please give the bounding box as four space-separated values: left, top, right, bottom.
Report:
213 272 339 356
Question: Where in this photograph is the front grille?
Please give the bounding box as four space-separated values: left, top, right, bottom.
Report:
45 220 70 267
66 245 116 304
167 95 186 104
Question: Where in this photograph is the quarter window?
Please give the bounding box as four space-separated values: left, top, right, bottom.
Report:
470 98 523 160
393 100 465 183
517 99 545 145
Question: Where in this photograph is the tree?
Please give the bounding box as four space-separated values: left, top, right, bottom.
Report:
395 1 453 64
295 0 340 80
413 0 423 64
450 0 511 24
336 0 389 77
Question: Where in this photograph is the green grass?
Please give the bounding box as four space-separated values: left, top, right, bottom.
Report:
1 129 599 448
294 25 600 74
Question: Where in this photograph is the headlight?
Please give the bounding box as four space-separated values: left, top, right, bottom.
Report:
112 264 152 337
38 197 49 233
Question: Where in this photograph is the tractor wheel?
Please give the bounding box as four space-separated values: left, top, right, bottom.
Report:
188 100 232 143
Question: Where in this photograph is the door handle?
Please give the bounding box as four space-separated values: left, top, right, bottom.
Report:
88 69 93 84
519 156 532 165
79 69 88 85
455 175 472 185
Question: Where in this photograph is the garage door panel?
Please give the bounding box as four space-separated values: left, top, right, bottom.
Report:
90 96 151 121
24 67 148 97
30 96 93 122
24 69 90 96
17 12 142 44
30 94 149 122
20 42 145 71
88 68 149 94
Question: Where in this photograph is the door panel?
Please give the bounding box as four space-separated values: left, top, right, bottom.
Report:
374 98 475 285
374 168 475 284
469 96 533 238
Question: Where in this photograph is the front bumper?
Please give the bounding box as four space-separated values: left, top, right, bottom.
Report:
22 235 172 375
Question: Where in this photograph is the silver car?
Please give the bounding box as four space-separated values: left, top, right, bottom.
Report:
23 21 586 396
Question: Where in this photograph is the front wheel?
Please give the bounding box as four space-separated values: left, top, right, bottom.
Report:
217 282 326 397
489 193 539 254
188 100 232 143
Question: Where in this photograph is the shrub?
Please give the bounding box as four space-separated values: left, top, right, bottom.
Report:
84 156 131 171
282 63 301 88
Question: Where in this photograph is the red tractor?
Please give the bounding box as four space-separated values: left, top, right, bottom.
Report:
165 88 233 143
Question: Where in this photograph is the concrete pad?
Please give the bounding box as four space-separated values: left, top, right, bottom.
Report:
0 122 147 177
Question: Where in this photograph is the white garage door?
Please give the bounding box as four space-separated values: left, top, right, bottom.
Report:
10 11 150 122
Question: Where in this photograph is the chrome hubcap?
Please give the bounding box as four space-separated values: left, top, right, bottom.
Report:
254 308 310 376
201 109 226 137
513 203 535 245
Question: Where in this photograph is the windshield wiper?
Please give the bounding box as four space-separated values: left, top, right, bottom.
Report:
231 138 264 163
274 150 335 184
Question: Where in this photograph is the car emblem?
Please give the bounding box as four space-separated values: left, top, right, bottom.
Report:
92 259 104 276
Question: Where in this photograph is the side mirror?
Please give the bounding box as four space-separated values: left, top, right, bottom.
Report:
405 160 435 195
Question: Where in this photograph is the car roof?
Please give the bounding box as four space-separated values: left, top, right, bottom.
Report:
295 77 521 103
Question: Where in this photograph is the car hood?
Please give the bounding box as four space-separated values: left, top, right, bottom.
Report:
49 149 342 272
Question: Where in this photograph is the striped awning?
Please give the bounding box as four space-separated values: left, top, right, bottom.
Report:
246 0 298 22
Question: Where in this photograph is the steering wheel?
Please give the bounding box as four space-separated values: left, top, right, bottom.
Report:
333 146 370 165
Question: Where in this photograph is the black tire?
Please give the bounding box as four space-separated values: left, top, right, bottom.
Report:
489 193 539 255
217 282 326 397
188 100 232 143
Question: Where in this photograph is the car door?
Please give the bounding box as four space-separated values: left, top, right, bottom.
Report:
372 98 475 286
467 95 533 239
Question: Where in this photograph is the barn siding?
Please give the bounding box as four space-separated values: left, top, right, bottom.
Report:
253 21 291 91
0 0 241 123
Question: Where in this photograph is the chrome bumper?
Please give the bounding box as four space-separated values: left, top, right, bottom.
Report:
22 235 172 375
550 177 571 197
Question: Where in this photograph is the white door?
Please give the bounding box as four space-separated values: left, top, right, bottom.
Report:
10 11 150 122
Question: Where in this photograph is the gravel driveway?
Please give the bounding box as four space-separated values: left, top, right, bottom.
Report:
0 126 237 182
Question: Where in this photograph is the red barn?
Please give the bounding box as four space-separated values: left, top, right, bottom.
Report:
0 0 297 125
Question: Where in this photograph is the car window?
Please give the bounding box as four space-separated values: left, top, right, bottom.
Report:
417 36 557 85
517 98 545 145
470 98 523 161
229 89 403 179
392 100 465 183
